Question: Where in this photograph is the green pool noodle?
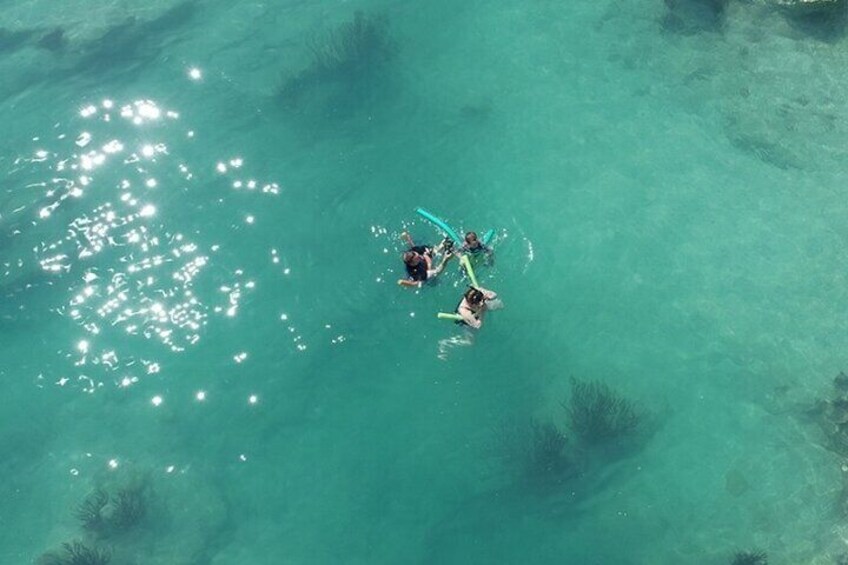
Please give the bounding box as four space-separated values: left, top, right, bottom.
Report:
437 312 463 321
460 254 480 288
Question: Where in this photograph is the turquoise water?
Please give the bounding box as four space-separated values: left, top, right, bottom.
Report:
4 0 848 563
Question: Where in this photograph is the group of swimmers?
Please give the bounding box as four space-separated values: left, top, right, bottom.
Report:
397 230 498 329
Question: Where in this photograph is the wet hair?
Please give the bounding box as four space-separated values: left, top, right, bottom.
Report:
464 287 485 305
465 231 478 244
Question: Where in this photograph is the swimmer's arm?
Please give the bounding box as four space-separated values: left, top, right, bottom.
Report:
428 252 454 278
397 278 422 288
480 287 497 300
400 231 415 247
459 306 482 328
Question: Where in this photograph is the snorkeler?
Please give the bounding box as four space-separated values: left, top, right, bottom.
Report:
461 231 493 265
456 286 498 329
397 231 454 288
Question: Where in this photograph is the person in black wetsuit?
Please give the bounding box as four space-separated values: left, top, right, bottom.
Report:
460 231 493 265
397 231 454 288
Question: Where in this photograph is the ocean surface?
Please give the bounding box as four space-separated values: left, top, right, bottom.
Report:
3 0 848 563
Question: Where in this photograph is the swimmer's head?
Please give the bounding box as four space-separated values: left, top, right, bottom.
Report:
464 287 485 305
465 232 480 248
403 251 421 266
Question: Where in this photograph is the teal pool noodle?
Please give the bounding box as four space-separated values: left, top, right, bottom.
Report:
415 208 463 245
482 229 495 246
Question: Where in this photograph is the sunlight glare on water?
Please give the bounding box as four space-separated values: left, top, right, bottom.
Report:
17 94 284 399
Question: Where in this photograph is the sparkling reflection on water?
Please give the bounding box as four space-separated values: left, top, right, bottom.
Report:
7 89 282 402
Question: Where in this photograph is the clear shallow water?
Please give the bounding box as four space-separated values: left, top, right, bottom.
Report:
3 0 848 563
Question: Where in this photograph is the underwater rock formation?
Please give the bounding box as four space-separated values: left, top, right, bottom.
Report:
0 27 34 54
809 372 848 456
564 378 642 448
662 0 728 34
496 379 651 492
70 1 197 77
33 464 228 563
806 372 848 517
492 379 652 494
277 11 398 116
495 418 579 489
73 479 149 538
766 0 848 39
75 490 109 533
306 11 395 77
37 28 66 52
526 422 572 480
34 463 228 563
730 549 768 565
772 0 844 15
519 421 577 487
110 486 146 531
37 541 111 565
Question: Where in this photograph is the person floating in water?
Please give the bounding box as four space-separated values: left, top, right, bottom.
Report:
461 231 493 265
437 267 502 360
397 231 454 288
456 286 498 329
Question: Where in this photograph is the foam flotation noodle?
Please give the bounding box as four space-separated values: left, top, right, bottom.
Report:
437 312 463 321
415 208 463 245
460 254 480 288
